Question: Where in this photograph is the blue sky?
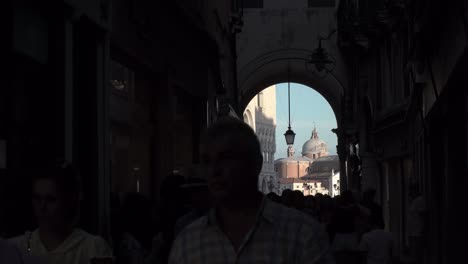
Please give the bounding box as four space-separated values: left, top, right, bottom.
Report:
274 83 337 159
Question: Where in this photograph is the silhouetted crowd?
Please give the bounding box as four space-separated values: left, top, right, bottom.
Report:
108 179 389 264
2 117 423 264
267 188 394 264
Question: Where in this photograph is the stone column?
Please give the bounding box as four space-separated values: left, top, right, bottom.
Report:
337 143 348 191
360 152 380 197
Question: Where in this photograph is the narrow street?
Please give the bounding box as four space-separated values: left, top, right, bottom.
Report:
3 1 468 263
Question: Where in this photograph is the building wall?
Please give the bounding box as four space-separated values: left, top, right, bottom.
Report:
278 180 329 196
236 0 349 191
243 85 277 193
331 172 340 196
5 0 240 239
5 0 116 237
338 0 468 261
278 182 293 194
275 131 338 195
236 0 346 120
276 160 311 179
109 0 241 201
303 150 329 160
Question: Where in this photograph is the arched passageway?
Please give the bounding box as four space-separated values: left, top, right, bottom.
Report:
238 50 345 125
241 75 347 192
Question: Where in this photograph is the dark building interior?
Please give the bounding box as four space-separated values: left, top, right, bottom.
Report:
2 0 467 263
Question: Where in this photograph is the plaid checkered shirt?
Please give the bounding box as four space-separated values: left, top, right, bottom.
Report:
169 196 335 264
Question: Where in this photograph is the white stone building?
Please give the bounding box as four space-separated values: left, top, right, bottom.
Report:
331 171 340 197
278 178 329 196
243 85 277 194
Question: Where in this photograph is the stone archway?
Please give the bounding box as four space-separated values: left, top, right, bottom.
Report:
243 109 254 128
238 49 349 191
236 5 351 191
238 49 346 125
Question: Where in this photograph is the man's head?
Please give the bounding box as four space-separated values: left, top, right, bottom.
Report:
292 190 305 210
31 161 81 231
281 189 294 207
267 192 281 203
200 117 262 203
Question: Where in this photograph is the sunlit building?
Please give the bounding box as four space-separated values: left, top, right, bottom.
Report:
243 85 277 194
275 128 339 196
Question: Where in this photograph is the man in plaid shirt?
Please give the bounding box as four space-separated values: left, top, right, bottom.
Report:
169 117 334 264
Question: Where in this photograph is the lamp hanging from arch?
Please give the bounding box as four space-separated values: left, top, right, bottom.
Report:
284 63 296 146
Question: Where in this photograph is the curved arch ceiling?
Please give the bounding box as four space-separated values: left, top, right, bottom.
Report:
238 49 345 124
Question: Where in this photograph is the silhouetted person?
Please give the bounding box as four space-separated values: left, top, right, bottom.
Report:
359 214 396 264
315 193 324 217
109 192 123 250
116 192 152 264
292 190 305 210
303 195 318 219
281 188 294 207
362 188 384 229
156 173 186 263
407 184 427 264
174 177 212 236
0 238 42 263
9 161 112 264
169 117 334 263
329 190 361 252
266 192 281 203
319 195 335 226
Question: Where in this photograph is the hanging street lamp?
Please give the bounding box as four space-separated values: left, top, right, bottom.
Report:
305 29 337 78
284 64 296 146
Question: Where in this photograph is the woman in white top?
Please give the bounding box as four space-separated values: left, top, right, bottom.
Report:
9 161 112 264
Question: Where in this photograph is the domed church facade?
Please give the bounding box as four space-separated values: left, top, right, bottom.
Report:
274 127 339 196
302 127 329 161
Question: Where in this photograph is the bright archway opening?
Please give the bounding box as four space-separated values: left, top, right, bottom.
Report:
243 83 339 197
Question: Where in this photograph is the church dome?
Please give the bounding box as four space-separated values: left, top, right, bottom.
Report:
302 128 327 157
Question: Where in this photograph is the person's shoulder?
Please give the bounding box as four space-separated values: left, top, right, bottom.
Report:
8 230 33 249
8 234 25 246
74 229 101 242
410 195 426 208
0 238 22 259
75 229 112 256
268 201 322 230
170 215 209 261
175 215 208 239
361 231 371 240
3 236 43 264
